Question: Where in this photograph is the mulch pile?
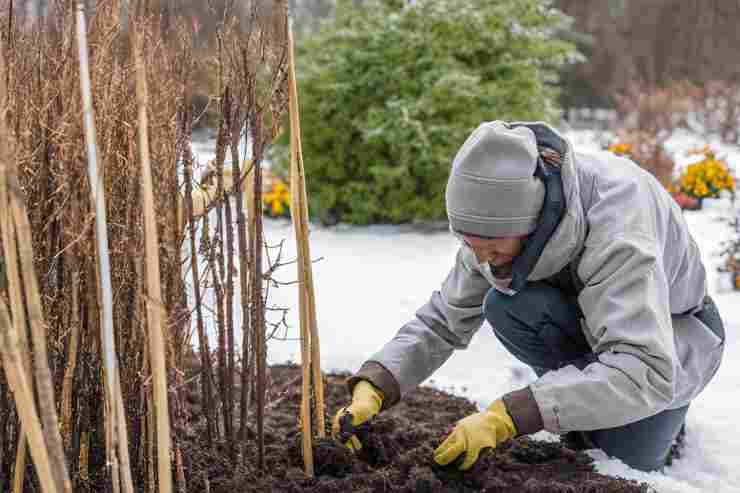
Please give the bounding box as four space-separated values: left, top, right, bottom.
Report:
181 365 654 493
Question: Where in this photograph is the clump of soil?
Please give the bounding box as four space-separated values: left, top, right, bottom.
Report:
182 365 654 492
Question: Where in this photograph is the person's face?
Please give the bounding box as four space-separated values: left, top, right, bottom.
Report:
455 232 526 277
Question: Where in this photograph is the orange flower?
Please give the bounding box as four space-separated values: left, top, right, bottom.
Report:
677 146 734 199
608 143 632 156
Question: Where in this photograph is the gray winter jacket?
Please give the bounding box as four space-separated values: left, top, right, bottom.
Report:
350 122 725 435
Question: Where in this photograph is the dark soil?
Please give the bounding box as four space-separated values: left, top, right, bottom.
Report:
182 365 654 493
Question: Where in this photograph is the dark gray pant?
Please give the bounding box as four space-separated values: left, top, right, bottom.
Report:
484 281 691 472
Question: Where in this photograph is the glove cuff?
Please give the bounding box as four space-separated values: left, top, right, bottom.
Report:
502 387 544 436
347 360 400 410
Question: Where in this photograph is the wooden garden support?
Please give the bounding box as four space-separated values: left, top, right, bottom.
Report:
76 3 134 492
132 17 173 493
287 16 325 477
0 46 62 493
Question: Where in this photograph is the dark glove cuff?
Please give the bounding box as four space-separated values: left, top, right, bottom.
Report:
347 361 401 411
502 387 544 436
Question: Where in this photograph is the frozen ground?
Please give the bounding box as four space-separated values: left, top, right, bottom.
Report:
191 131 740 492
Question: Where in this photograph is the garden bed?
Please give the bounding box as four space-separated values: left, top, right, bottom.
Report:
181 365 653 493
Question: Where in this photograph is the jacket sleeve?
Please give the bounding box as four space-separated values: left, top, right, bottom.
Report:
349 246 490 409
530 193 678 432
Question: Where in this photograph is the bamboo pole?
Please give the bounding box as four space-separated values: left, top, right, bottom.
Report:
11 172 73 493
3 132 29 493
12 184 74 493
132 20 173 493
0 36 32 493
4 173 28 493
114 369 135 493
0 301 59 493
13 441 27 493
147 399 155 493
75 3 122 488
287 18 325 474
3 155 29 493
2 37 72 493
287 20 313 478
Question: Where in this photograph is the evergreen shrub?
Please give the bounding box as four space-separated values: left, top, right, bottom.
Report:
274 0 576 225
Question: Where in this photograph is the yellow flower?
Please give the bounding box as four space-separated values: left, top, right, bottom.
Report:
271 200 285 216
262 178 291 216
608 143 632 156
678 146 734 197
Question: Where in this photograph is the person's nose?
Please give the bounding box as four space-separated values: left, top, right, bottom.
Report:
473 248 498 264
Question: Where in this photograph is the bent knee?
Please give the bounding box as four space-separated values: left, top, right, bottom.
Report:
484 282 564 328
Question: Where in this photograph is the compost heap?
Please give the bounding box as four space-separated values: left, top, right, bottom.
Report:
182 365 655 493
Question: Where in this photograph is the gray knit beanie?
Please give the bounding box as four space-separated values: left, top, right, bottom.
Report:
445 121 545 238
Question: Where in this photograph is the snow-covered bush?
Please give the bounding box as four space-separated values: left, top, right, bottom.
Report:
274 0 576 225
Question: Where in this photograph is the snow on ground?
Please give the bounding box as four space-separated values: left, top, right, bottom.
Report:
191 130 740 492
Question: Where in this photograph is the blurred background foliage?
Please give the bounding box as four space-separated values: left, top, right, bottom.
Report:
272 0 575 225
554 0 740 108
22 0 737 224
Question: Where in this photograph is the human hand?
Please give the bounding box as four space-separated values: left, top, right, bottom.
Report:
331 380 383 451
433 399 517 470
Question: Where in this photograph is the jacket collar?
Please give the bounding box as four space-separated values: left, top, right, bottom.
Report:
509 122 587 282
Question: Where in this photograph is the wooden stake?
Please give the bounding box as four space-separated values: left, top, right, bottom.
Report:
13 442 27 493
0 300 59 493
287 18 325 476
75 2 122 489
11 177 74 493
132 20 173 493
2 141 29 493
1 149 28 493
114 368 135 493
0 34 32 493
1 37 71 493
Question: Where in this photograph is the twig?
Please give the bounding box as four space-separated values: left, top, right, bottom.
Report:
183 119 216 447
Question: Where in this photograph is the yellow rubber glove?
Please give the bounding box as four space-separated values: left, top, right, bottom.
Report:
433 399 517 470
331 380 384 452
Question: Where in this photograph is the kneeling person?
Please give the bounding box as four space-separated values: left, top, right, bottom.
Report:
332 121 725 472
